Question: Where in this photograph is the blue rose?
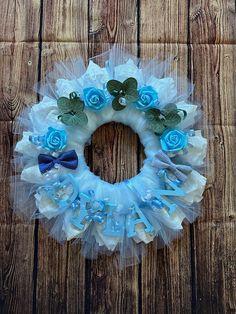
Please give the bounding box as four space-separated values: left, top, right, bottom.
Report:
83 87 108 111
135 86 159 111
160 129 188 153
43 127 67 151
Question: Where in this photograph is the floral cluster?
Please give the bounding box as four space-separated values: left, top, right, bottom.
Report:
31 126 190 162
56 76 186 133
33 77 190 160
14 52 208 260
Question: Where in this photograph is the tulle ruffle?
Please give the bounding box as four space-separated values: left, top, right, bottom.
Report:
12 47 207 266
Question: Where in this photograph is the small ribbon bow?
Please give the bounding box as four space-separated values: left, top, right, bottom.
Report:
38 150 78 173
151 150 192 182
77 191 116 224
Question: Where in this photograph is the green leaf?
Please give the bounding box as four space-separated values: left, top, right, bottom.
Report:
107 80 123 96
112 98 126 111
123 77 138 91
70 98 84 113
145 109 161 121
125 88 139 102
59 113 75 125
145 108 167 134
57 95 84 115
148 119 166 134
164 111 182 127
164 103 177 112
75 111 88 126
153 124 166 134
59 112 88 126
57 97 74 114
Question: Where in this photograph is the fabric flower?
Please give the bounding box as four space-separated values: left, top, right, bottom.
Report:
78 61 109 89
147 77 177 106
179 130 207 166
135 86 159 111
83 87 108 111
160 129 188 153
176 102 199 130
114 59 143 83
43 127 67 151
181 170 207 204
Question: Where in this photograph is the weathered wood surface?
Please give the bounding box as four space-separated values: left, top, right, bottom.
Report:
0 0 235 313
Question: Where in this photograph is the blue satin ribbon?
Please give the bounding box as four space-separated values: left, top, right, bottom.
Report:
38 150 78 173
151 150 192 183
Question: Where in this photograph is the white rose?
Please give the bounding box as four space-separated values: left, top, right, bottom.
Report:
181 170 207 204
114 59 143 83
63 211 89 240
55 79 81 98
94 224 121 250
147 76 177 106
180 130 207 166
133 224 155 244
78 61 109 89
177 102 199 129
21 164 68 184
35 190 61 219
29 97 60 132
15 131 39 157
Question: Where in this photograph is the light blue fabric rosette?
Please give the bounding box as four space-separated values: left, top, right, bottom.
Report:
12 46 207 267
135 86 159 111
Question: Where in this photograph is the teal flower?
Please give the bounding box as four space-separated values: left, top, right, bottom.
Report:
136 86 159 111
43 127 67 151
83 87 108 111
160 129 188 153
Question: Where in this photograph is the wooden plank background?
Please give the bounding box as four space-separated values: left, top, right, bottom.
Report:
0 0 235 313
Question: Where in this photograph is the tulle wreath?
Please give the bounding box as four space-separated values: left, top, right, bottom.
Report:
12 47 207 266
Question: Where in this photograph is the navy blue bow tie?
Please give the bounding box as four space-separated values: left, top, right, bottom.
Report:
38 150 78 174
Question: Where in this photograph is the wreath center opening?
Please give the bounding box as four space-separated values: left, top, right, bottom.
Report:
85 122 144 184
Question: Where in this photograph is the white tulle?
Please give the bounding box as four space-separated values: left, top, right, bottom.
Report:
12 47 208 266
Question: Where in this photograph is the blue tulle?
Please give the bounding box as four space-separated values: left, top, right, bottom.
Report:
11 46 207 267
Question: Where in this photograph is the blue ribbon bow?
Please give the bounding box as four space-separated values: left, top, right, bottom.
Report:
38 150 78 173
151 150 192 183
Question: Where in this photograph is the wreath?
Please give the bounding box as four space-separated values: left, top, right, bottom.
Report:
13 48 207 264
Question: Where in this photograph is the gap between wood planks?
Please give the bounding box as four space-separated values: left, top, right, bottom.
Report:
1 41 236 45
4 0 234 312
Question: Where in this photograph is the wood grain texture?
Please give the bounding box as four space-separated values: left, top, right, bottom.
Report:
0 43 40 120
86 123 140 314
0 224 35 313
0 0 235 313
35 43 88 314
87 2 139 312
189 0 236 44
89 0 137 43
33 3 89 313
0 0 41 42
0 42 39 312
139 43 193 314
190 44 236 313
140 0 189 43
42 0 88 42
191 44 236 127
